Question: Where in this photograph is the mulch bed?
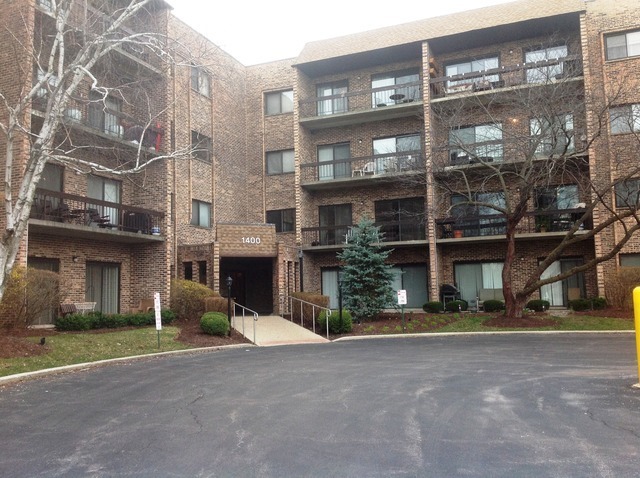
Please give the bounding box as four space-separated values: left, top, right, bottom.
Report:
174 318 251 348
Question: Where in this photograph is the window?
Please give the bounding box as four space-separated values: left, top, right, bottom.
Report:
372 134 421 172
37 0 53 11
88 92 122 137
38 163 63 192
191 200 211 227
540 259 584 307
454 262 504 304
317 143 350 180
389 265 428 308
530 114 574 155
191 64 210 97
452 192 506 236
266 150 294 175
88 175 121 226
375 197 425 241
525 45 568 83
606 30 640 60
35 68 59 98
266 209 295 233
371 69 420 107
265 90 293 115
191 131 212 162
620 254 640 267
86 262 120 314
316 81 348 116
535 185 580 232
449 124 503 164
610 104 640 134
615 179 640 208
445 56 499 89
183 262 193 280
198 261 207 285
318 204 352 246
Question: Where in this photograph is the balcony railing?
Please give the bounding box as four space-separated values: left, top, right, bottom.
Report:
302 220 425 247
300 151 424 185
435 207 591 239
299 81 422 119
430 55 582 99
30 189 164 236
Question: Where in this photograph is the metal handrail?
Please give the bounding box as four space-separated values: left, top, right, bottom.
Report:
279 295 331 339
232 303 259 344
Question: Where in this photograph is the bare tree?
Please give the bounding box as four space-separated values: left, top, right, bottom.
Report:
428 51 640 318
0 0 198 302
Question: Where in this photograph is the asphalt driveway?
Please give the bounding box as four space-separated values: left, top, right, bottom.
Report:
0 333 639 477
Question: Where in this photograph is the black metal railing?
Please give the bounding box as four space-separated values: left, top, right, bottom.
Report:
302 220 425 247
30 189 164 235
300 151 424 184
299 81 422 119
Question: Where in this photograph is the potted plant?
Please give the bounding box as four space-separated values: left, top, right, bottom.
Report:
536 215 551 233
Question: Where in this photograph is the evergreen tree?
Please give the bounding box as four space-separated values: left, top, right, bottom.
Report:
337 218 396 322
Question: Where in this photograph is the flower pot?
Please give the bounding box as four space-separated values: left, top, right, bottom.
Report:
453 229 463 238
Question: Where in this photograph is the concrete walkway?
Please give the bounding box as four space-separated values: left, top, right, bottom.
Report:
232 315 329 346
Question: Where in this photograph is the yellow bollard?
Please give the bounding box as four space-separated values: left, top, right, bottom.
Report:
633 287 640 387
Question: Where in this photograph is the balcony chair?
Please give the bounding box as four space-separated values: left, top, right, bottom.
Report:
130 298 154 314
352 161 375 177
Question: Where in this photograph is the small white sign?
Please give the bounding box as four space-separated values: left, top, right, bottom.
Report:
397 289 407 306
154 292 162 331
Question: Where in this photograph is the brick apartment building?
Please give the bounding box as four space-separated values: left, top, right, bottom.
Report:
1 0 639 320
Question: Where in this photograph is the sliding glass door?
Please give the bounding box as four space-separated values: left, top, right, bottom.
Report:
86 262 120 314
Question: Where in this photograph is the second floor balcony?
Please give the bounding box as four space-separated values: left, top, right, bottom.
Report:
29 189 165 244
301 151 425 190
302 220 426 248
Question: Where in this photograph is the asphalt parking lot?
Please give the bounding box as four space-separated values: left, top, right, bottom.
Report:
0 333 639 477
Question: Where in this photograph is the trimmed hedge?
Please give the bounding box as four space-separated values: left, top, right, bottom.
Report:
200 312 230 336
569 298 591 311
483 299 505 312
55 309 176 331
445 300 468 312
204 296 232 314
526 299 550 312
423 301 443 313
170 280 218 320
318 310 353 334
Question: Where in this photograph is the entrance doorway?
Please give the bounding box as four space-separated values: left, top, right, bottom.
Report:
220 258 274 314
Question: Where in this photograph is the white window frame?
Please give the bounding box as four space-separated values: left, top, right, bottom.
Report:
606 30 640 60
191 200 211 227
265 90 293 115
610 104 640 134
266 150 294 175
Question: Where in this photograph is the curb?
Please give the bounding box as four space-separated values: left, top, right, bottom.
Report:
332 330 635 342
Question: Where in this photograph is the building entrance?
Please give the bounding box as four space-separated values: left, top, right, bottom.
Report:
220 257 274 314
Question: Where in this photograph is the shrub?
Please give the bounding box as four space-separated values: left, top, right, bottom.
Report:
55 313 94 331
318 310 353 334
445 300 468 312
170 280 218 320
289 292 330 323
161 309 177 324
483 299 505 312
204 296 232 314
526 299 550 312
200 312 230 336
605 267 640 310
423 301 443 313
590 297 607 310
569 298 591 311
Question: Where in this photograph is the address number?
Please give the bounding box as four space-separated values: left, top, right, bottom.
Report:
242 237 262 245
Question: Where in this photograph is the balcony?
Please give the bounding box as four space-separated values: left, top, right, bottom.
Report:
301 151 424 190
29 189 165 244
301 220 425 248
430 55 583 102
435 207 591 241
299 82 422 130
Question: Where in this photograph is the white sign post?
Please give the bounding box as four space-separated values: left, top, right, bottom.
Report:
154 292 162 349
397 290 407 333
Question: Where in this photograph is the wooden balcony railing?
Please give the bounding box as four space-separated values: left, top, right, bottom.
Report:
300 151 424 185
30 189 164 236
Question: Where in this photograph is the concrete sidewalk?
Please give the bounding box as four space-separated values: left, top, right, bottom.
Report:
232 315 329 346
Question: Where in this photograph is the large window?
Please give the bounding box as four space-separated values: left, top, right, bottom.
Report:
615 179 640 208
375 197 425 242
266 209 295 233
371 69 420 107
606 30 640 60
620 254 640 267
316 81 348 116
88 92 122 137
318 143 350 180
389 265 428 308
525 45 568 83
372 134 421 172
191 200 211 227
445 56 499 90
88 175 120 226
610 104 640 134
454 262 504 305
191 64 210 97
266 150 294 175
86 262 120 314
449 124 503 164
540 259 584 307
265 90 293 115
191 131 212 162
318 204 352 246
535 185 580 232
452 192 506 236
530 114 574 155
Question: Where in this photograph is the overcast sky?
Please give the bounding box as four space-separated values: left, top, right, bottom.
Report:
169 0 516 65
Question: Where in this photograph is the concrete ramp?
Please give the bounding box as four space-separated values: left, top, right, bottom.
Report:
232 315 329 346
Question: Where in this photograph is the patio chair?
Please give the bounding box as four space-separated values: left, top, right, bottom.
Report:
352 161 375 177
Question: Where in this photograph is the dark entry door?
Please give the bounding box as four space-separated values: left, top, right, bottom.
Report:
221 258 273 314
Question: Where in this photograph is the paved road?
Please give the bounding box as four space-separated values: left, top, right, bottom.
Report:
0 334 639 477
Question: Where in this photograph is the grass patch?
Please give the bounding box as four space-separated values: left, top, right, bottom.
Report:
0 327 192 378
553 315 634 331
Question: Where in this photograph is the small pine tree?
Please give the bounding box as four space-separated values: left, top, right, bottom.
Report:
337 218 396 322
